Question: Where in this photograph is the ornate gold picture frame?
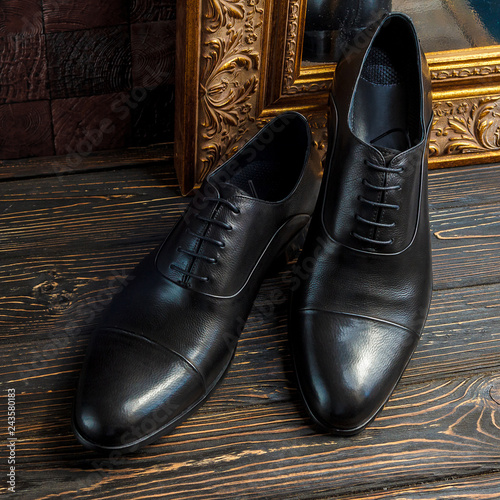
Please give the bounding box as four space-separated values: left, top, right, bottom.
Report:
175 0 500 194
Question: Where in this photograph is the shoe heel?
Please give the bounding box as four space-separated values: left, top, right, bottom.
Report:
267 223 310 276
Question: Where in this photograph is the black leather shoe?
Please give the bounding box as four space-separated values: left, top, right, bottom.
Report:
303 0 392 62
291 14 433 434
73 112 321 453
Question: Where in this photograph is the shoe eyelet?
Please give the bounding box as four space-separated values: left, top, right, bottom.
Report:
227 225 233 231
219 241 225 248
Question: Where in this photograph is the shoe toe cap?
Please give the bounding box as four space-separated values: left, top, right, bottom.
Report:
73 328 205 451
291 310 419 433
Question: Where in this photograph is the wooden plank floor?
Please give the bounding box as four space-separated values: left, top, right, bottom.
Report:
0 157 499 499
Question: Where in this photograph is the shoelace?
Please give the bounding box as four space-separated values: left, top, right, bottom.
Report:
170 197 241 283
351 159 402 246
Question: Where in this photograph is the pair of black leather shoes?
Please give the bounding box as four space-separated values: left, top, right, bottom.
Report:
73 13 433 453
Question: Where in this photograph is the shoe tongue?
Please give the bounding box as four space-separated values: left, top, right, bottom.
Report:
376 145 400 163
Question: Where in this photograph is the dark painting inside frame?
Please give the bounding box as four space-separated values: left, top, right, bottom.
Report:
302 0 500 64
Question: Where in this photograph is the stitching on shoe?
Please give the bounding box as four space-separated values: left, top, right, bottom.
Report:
294 309 421 338
102 327 207 390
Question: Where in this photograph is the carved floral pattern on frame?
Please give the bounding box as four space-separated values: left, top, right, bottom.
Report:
198 0 263 181
430 96 500 157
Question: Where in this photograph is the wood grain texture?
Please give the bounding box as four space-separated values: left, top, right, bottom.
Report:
131 21 176 88
431 203 500 289
0 33 48 104
0 101 54 159
0 162 499 499
0 144 174 180
43 0 128 32
0 0 44 36
428 163 500 210
0 150 495 193
1 374 499 499
46 26 132 99
0 166 499 392
52 93 132 156
130 0 176 22
0 248 499 401
1 164 499 290
336 473 500 499
0 1 177 161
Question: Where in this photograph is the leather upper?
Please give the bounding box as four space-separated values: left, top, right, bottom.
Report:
293 311 417 430
324 13 432 253
291 13 433 433
73 112 322 451
156 180 318 297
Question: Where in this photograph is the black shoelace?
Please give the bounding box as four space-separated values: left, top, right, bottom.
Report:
351 159 402 246
170 197 240 283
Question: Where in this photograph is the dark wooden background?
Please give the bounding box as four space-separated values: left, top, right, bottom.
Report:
0 155 499 498
0 0 176 161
